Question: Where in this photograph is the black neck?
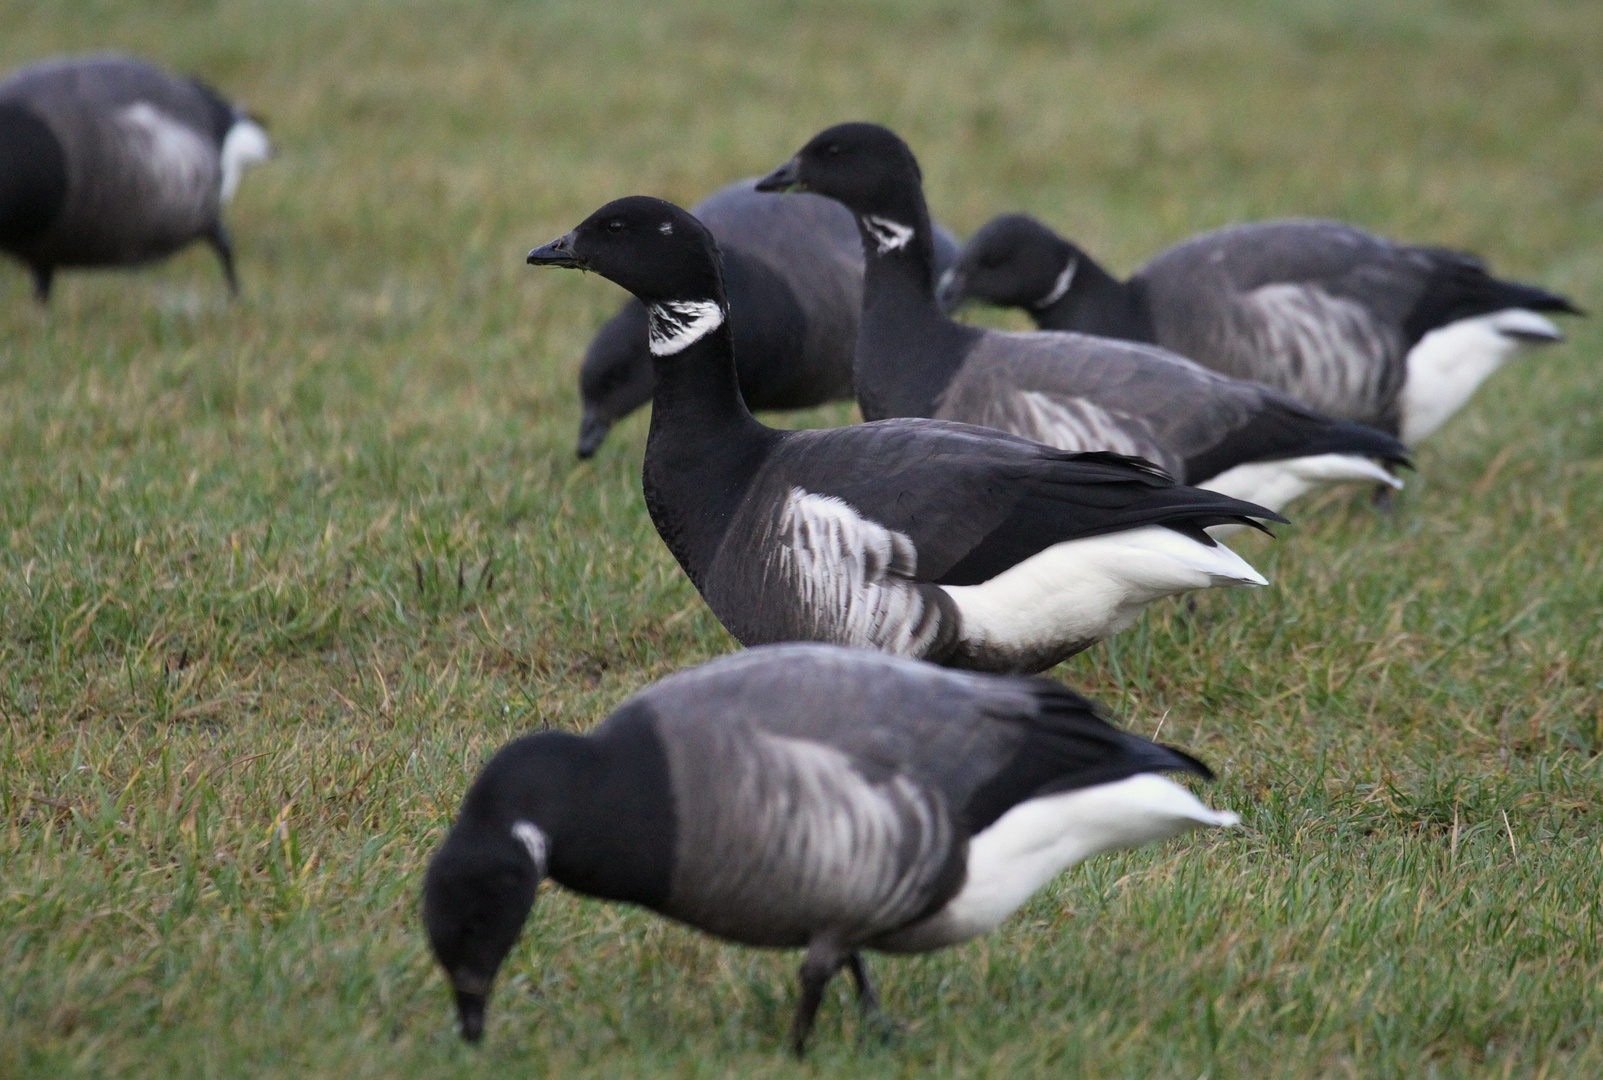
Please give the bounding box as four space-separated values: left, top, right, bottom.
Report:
642 316 779 587
0 103 67 246
849 188 984 420
495 713 675 909
1034 254 1154 342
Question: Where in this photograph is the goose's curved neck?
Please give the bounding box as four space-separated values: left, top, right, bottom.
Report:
642 298 778 586
850 186 983 420
1036 255 1154 343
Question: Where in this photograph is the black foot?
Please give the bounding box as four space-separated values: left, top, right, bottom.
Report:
845 953 901 1044
207 223 240 297
790 940 848 1057
30 264 52 303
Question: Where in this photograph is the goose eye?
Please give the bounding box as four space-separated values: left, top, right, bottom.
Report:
825 143 842 156
607 220 624 234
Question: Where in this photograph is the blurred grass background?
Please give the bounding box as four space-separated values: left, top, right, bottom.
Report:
1 0 1600 1076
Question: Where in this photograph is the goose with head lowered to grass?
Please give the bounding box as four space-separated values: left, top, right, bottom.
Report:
756 124 1413 518
0 52 270 302
423 643 1238 1054
937 213 1583 446
529 196 1283 674
575 176 965 458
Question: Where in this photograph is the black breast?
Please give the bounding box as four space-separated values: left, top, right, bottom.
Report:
0 102 67 248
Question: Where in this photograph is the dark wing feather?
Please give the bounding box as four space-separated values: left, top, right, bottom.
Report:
1402 246 1584 345
638 645 1213 837
963 679 1211 834
940 329 1405 483
766 419 1279 586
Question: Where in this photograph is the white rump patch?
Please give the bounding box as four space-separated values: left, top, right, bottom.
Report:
879 774 1238 951
1007 390 1156 461
1400 309 1561 444
1033 257 1078 310
770 488 940 657
511 821 548 875
219 118 270 203
862 215 915 255
1202 452 1401 518
647 300 726 356
115 102 216 203
1237 284 1396 419
943 525 1265 657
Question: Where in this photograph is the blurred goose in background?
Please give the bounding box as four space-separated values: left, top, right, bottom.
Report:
424 644 1238 1054
938 213 1582 445
755 124 1411 519
575 177 964 458
0 52 269 302
529 196 1282 674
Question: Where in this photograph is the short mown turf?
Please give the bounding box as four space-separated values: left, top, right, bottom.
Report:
2 1 1600 1076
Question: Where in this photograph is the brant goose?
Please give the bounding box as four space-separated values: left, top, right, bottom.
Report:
423 644 1238 1054
575 177 963 457
0 53 269 302
938 213 1582 444
529 196 1282 673
755 124 1413 517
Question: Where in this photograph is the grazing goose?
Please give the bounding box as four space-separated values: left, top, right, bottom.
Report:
0 53 270 302
424 644 1238 1054
755 124 1413 517
938 213 1583 445
529 196 1282 673
575 178 963 458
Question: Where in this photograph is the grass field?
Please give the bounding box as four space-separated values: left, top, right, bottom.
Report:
2 0 1601 1076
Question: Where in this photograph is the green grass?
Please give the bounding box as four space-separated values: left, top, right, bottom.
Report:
2 0 1602 1075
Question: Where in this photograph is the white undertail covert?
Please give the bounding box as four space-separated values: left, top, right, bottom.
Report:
943 525 1266 659
1399 309 1562 445
219 118 270 203
878 773 1238 951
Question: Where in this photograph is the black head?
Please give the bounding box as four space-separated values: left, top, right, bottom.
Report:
421 733 592 1044
528 196 724 305
422 822 543 1043
755 122 923 215
938 214 1083 312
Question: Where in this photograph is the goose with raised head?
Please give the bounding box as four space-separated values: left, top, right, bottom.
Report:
529 196 1283 673
423 644 1238 1054
938 213 1582 445
756 124 1414 517
575 177 963 458
0 53 269 301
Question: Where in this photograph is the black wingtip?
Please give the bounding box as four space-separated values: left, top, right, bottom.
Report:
1152 741 1215 781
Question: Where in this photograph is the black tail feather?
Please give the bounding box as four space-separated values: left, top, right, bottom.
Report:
1406 253 1584 346
962 679 1219 833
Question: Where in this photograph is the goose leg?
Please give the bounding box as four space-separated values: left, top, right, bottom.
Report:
790 939 847 1057
206 223 239 297
29 263 52 303
845 952 900 1042
1371 483 1396 514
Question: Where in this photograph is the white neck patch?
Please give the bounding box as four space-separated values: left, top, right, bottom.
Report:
1033 257 1078 309
510 821 548 875
647 300 725 356
862 215 915 255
